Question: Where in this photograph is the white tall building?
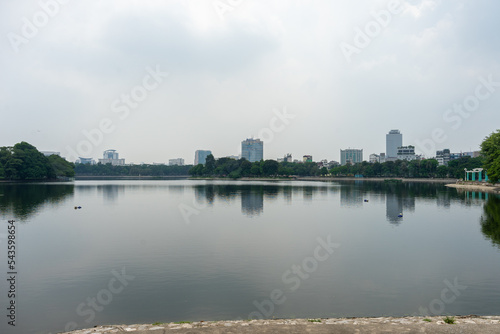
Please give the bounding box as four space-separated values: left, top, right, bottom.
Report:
369 154 380 163
397 146 417 161
386 130 403 159
169 158 185 166
99 149 125 165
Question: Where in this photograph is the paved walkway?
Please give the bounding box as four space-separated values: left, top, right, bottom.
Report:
63 316 500 334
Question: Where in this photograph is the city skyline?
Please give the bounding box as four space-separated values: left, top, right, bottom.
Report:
68 125 483 165
2 1 499 164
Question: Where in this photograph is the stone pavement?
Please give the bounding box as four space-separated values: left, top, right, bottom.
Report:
63 316 500 334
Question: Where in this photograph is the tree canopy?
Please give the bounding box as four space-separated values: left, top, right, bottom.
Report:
189 157 322 178
74 162 191 176
0 142 73 180
481 130 500 183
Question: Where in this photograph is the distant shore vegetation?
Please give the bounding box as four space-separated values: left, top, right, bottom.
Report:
188 154 484 179
3 129 498 181
74 163 191 176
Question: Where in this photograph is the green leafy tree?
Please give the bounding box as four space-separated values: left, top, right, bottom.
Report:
436 165 449 178
481 130 500 183
189 164 205 176
250 162 262 176
48 155 75 177
0 142 57 180
240 159 252 176
10 142 54 179
262 160 279 176
204 154 216 175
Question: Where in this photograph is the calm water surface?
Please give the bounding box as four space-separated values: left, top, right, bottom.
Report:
0 180 499 334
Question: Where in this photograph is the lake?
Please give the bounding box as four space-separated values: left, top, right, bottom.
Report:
0 180 499 334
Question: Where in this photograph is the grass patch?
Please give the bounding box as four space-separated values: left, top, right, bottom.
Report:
443 316 455 324
308 319 321 323
423 318 432 322
152 322 163 326
175 321 192 324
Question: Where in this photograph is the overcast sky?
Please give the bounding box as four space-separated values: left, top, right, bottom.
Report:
1 0 499 164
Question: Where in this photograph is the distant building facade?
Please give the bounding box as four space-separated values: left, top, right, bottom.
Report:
303 155 313 163
369 154 380 163
169 158 185 166
241 138 263 162
340 149 363 165
78 157 95 165
397 146 417 161
41 151 60 157
386 129 402 159
435 150 481 166
436 149 451 166
98 149 125 166
194 150 212 165
278 153 293 163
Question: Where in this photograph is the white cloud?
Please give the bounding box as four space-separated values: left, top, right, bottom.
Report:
1 0 499 162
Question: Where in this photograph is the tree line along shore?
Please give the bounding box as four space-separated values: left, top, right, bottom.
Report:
1 129 499 183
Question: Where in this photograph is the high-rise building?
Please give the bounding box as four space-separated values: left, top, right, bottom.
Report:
386 130 402 159
436 149 451 166
241 138 263 162
194 150 212 165
340 149 363 165
397 146 417 161
169 158 185 166
99 149 125 165
303 155 313 163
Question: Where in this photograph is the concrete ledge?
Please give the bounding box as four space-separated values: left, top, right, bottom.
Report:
446 183 500 194
63 316 500 334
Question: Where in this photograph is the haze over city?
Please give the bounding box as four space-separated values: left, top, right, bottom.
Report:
1 0 500 164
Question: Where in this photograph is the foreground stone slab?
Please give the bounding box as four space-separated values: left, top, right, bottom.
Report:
63 316 500 334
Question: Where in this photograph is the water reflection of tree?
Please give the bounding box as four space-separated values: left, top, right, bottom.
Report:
0 184 74 221
480 195 500 248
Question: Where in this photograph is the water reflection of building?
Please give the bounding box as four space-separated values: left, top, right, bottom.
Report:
464 191 490 206
386 193 415 225
303 187 314 202
436 191 452 208
168 185 185 194
241 190 264 217
283 186 292 204
340 185 363 207
99 185 125 203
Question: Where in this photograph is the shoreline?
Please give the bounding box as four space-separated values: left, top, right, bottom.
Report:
63 316 500 334
446 182 500 194
189 176 458 183
0 177 470 184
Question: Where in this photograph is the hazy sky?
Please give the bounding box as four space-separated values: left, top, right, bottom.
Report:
1 0 499 164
